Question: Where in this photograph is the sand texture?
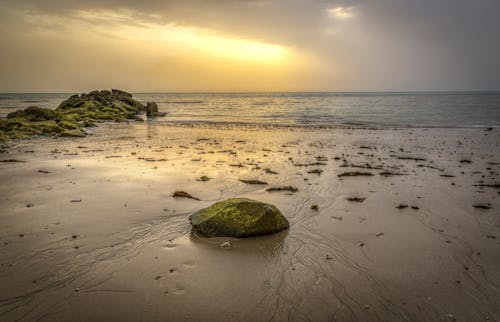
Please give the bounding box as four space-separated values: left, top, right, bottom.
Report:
0 123 499 321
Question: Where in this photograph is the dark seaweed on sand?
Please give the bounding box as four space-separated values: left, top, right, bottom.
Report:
172 191 200 200
266 186 298 192
239 179 268 185
338 171 373 177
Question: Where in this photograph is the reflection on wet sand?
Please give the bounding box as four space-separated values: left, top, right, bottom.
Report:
189 228 288 255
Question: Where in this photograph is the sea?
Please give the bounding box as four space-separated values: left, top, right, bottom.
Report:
1 92 499 128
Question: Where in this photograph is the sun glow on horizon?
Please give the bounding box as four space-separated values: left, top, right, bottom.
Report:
71 9 289 64
143 24 288 64
7 8 318 92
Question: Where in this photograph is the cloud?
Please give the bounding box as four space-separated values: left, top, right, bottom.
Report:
0 0 499 91
327 6 356 20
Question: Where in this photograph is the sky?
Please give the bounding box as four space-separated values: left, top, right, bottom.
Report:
0 0 499 92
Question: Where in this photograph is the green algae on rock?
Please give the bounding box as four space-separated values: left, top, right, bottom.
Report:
189 198 289 238
56 89 147 123
0 89 159 142
0 106 84 141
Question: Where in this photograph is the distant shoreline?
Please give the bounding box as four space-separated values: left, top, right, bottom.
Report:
1 90 500 95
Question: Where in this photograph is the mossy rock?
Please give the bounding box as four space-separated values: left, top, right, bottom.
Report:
58 107 91 117
80 100 97 111
31 120 62 133
112 100 137 112
57 119 80 130
2 117 30 130
60 113 83 122
94 111 115 120
7 106 57 121
0 89 159 143
7 131 32 140
0 131 8 142
189 198 289 238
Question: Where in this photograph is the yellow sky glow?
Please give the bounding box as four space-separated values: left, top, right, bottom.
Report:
73 9 289 64
2 8 325 92
142 24 288 63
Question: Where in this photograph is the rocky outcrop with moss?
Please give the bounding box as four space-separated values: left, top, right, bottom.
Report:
0 89 160 143
189 198 289 237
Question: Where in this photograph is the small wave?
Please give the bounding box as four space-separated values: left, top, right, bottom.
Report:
251 101 272 106
163 101 205 104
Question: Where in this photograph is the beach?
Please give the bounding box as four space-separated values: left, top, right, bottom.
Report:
0 122 499 321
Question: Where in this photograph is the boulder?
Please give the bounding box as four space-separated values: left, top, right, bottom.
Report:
189 198 289 237
146 102 159 117
111 89 132 97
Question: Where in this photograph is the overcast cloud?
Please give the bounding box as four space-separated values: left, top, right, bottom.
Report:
0 0 499 92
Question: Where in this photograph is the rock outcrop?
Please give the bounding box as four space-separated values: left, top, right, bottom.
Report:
145 102 167 118
0 89 158 142
56 89 146 122
1 106 85 140
189 198 289 238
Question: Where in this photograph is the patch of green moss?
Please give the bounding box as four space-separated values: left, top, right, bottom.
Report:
80 100 97 111
0 131 9 142
57 119 80 130
57 107 90 116
189 198 289 238
2 117 30 131
94 111 115 120
31 120 62 133
112 100 137 112
7 106 57 121
59 113 82 122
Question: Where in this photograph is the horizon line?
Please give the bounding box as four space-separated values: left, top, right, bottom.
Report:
1 90 500 95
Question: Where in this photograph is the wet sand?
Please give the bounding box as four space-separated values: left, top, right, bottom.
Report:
0 123 499 321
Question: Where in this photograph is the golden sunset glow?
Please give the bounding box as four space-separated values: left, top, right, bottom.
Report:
74 10 289 64
1 1 493 92
4 8 302 91
135 24 287 63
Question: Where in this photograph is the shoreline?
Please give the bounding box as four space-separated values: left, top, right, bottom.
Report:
1 118 498 148
2 90 499 131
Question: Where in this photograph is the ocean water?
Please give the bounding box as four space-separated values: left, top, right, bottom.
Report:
1 92 499 128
